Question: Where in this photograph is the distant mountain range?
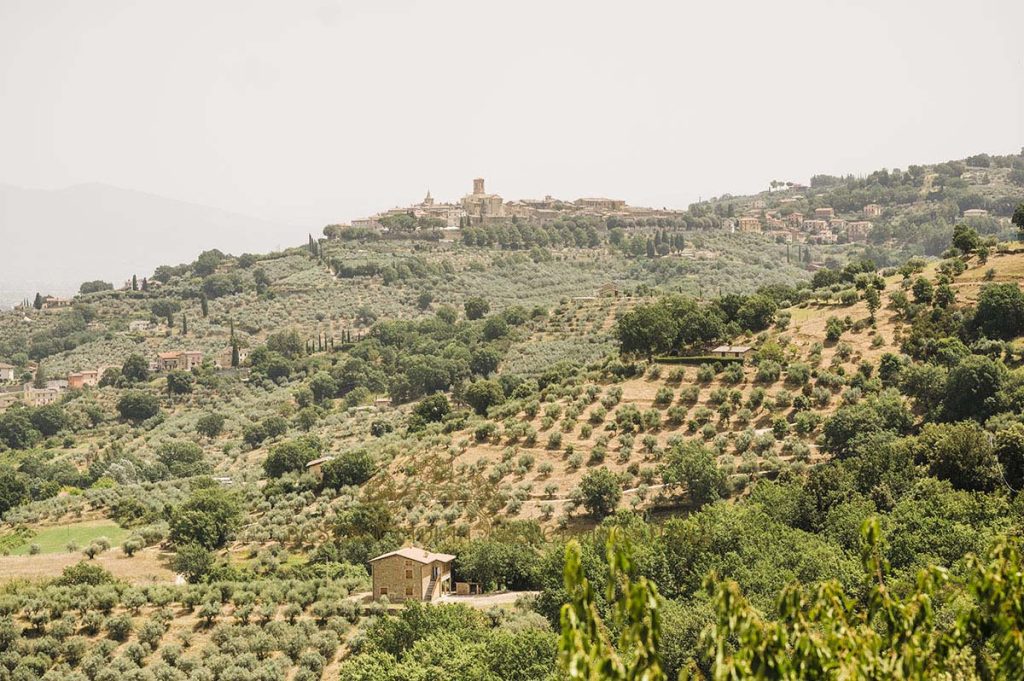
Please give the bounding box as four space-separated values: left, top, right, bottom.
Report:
0 183 295 308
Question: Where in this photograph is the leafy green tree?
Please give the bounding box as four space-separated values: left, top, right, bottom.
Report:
308 372 337 404
1012 202 1024 235
0 466 29 516
470 346 501 377
79 280 113 294
115 391 160 422
912 277 934 304
416 291 434 309
464 296 491 320
166 370 194 396
995 423 1024 491
463 379 505 416
121 354 150 383
321 449 375 489
735 295 777 331
195 412 225 438
616 303 677 357
0 409 39 450
169 487 241 549
943 354 1007 422
825 316 844 342
973 283 1024 340
266 329 305 359
823 389 913 458
914 421 1001 492
192 249 224 277
28 403 67 437
578 468 622 518
951 223 980 253
263 436 321 478
413 393 450 423
171 543 214 583
157 440 211 478
150 299 181 326
482 316 509 340
661 441 727 509
864 286 880 321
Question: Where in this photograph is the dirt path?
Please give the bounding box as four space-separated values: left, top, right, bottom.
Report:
435 591 538 608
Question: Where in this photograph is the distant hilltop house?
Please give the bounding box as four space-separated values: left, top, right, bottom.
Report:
0 363 15 382
846 221 873 242
863 203 883 217
710 344 753 359
599 282 620 297
814 207 835 221
128 320 151 332
962 208 990 219
802 219 829 234
22 385 61 407
156 351 203 372
42 296 72 309
215 346 249 369
370 547 455 603
68 369 100 390
785 212 804 227
575 197 626 212
737 217 762 233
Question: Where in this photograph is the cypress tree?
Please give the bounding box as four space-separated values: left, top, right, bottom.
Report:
33 293 43 310
231 341 239 368
141 278 149 291
200 293 209 318
131 274 138 291
181 313 188 335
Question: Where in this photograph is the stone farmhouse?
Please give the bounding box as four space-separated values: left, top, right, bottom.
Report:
155 351 203 372
0 363 15 382
369 547 455 602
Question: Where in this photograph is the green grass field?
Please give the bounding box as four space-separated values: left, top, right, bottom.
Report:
8 521 128 556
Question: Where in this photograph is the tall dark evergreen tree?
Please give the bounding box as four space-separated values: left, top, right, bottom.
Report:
200 293 209 318
33 293 43 310
181 313 188 335
131 274 138 291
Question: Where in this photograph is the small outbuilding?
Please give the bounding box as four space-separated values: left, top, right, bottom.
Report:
369 547 455 602
305 456 335 478
710 344 753 359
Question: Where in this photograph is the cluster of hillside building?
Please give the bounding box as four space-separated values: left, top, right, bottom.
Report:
726 201 881 245
348 178 683 231
0 349 214 411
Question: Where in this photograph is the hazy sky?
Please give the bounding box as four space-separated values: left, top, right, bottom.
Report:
2 0 1022 228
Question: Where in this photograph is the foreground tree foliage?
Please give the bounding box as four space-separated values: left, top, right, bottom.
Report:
558 521 1024 680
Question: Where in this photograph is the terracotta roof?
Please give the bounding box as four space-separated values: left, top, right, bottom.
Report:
158 352 182 359
370 547 455 564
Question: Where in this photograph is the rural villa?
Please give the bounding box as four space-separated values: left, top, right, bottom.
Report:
369 547 455 602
